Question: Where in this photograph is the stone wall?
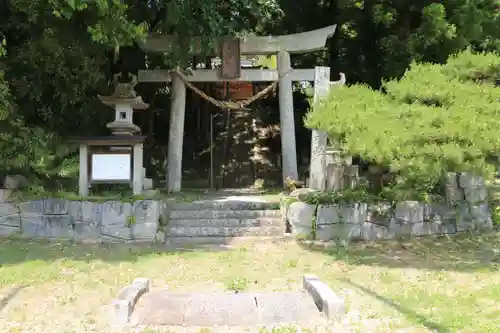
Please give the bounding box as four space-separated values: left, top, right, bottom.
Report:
0 198 165 243
286 173 494 242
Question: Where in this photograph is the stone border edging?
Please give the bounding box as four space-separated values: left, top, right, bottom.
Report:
303 275 345 320
112 277 150 327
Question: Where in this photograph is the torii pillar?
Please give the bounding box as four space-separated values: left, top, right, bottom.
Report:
277 50 298 182
168 73 186 193
138 25 337 191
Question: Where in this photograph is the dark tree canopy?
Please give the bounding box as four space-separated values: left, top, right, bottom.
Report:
0 0 498 189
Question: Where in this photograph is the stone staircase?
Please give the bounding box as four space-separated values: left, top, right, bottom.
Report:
164 200 285 246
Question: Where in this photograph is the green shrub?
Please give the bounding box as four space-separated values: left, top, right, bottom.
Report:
305 50 500 196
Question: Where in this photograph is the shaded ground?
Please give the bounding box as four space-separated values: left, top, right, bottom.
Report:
0 232 499 332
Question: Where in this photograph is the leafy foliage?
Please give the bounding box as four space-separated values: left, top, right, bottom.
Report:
51 0 282 66
305 50 500 195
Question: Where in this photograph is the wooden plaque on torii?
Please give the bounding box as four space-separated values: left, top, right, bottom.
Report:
219 38 241 80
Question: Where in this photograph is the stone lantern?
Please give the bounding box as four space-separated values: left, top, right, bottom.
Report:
73 74 152 196
98 74 148 135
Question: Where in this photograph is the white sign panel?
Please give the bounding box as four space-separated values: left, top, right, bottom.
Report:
91 154 131 181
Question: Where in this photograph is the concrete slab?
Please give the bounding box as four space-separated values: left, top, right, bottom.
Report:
135 291 323 326
184 293 258 326
256 292 321 324
134 292 191 325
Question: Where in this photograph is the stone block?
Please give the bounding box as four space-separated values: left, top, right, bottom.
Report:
0 203 19 217
131 221 158 241
73 221 101 241
395 201 424 223
444 172 463 205
440 222 457 234
470 203 493 230
81 201 103 224
101 224 133 242
129 200 162 241
388 218 411 237
424 203 456 223
133 200 160 223
100 201 135 241
18 200 43 218
154 230 165 243
339 203 367 224
0 189 13 203
165 225 282 237
459 173 484 188
287 202 315 235
302 275 345 320
68 201 82 221
0 199 20 235
315 224 335 241
456 203 474 232
366 202 392 226
21 219 47 238
112 277 150 327
316 204 340 225
0 224 20 236
411 222 441 236
18 201 44 238
0 213 21 227
458 173 488 204
44 215 74 239
361 222 392 241
330 223 361 240
102 201 132 225
43 198 68 215
463 186 488 204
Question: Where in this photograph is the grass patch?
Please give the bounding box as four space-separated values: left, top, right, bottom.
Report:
5 187 284 204
0 233 499 332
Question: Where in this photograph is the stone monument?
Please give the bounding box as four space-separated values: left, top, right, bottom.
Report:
74 74 153 196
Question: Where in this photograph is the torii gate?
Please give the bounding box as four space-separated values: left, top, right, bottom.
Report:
138 26 338 192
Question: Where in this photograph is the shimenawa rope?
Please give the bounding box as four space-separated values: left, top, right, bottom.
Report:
173 69 288 111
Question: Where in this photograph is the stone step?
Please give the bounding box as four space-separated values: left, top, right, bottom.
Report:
169 209 282 220
170 201 280 211
163 235 294 247
167 217 282 228
165 226 285 237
